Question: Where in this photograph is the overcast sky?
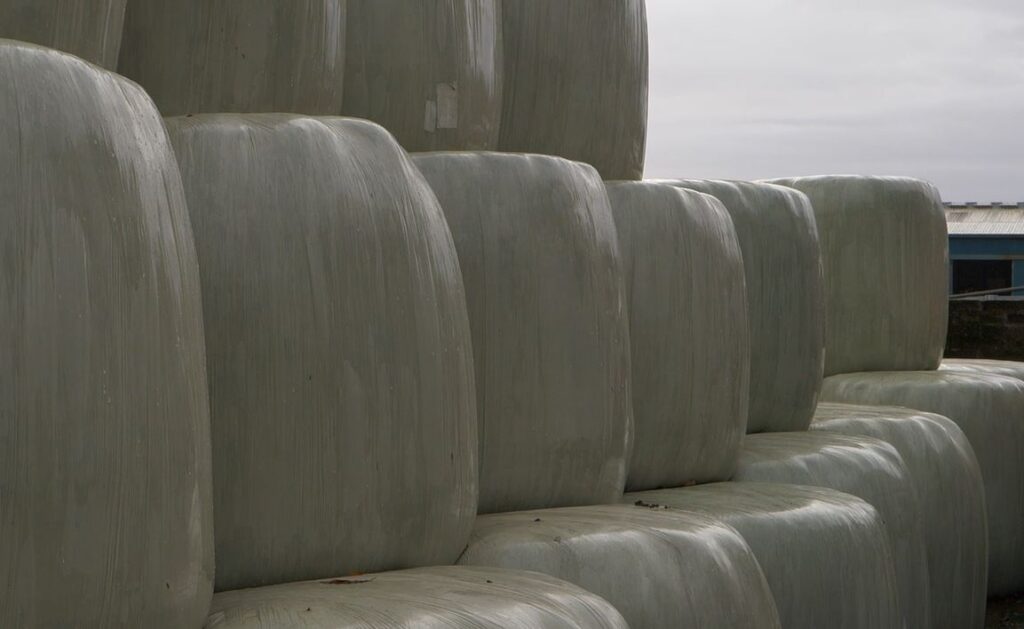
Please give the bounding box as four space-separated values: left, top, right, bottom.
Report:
644 0 1024 202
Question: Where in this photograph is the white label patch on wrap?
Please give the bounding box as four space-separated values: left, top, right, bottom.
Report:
436 83 458 129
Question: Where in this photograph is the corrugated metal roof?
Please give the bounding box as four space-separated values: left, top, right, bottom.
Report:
946 208 1024 235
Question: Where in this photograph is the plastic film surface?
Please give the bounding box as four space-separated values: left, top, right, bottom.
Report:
169 115 477 591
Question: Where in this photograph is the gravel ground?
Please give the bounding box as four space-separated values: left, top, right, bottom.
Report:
987 594 1024 628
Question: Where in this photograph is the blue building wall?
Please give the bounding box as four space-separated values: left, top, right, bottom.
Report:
950 236 1024 296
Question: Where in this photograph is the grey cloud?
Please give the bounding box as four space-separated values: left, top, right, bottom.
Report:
645 0 1024 201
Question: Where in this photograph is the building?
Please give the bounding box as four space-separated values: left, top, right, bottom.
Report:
945 202 1024 297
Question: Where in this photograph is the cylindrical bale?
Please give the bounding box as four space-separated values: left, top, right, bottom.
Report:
606 182 749 490
119 0 347 116
343 0 502 152
0 0 125 68
208 566 630 629
812 402 988 629
764 175 948 376
413 152 631 513
664 180 825 432
735 431 931 629
499 0 648 180
461 505 782 629
0 41 213 627
167 115 477 591
821 371 1024 596
627 483 903 629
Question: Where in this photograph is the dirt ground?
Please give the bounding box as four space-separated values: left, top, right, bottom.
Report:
987 594 1024 628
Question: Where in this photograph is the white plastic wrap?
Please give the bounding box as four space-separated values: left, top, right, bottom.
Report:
663 180 824 432
343 0 502 151
0 41 212 627
811 402 987 629
0 0 125 68
605 182 748 490
941 358 1024 382
499 0 648 180
168 115 477 591
461 505 782 629
821 371 1024 595
119 0 347 115
765 176 948 376
208 566 629 629
735 431 930 629
413 153 631 514
626 483 901 629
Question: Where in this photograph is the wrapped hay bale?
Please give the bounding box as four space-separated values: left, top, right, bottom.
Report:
605 182 749 489
812 402 987 629
765 176 948 376
0 0 125 68
208 566 630 629
461 505 782 629
417 153 785 628
167 115 477 591
0 41 212 627
627 483 902 629
412 152 631 514
499 0 648 180
343 0 502 151
119 0 347 115
821 371 1024 595
735 431 931 629
664 180 825 432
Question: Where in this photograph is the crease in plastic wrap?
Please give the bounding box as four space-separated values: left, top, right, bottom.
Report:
498 0 648 180
343 0 502 151
0 0 125 68
0 41 213 627
168 115 477 591
821 371 1024 595
206 566 629 629
412 152 631 514
661 180 825 432
812 402 987 629
119 0 347 116
764 176 948 376
626 483 902 629
605 182 749 490
735 431 931 629
460 505 782 629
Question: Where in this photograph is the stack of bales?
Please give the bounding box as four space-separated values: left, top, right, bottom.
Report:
654 179 989 628
763 175 1024 600
0 0 1016 628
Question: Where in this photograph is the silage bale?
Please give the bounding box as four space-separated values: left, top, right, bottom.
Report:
0 0 125 68
663 180 825 432
460 504 782 629
821 371 1024 595
412 152 631 513
812 402 988 629
167 114 477 591
207 566 630 629
343 0 502 151
499 0 648 180
735 431 931 629
764 175 948 375
605 182 749 490
626 483 903 629
0 40 212 627
119 0 347 116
